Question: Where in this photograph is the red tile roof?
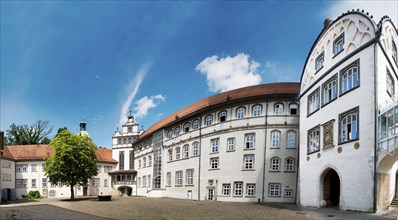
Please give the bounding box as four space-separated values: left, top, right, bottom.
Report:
139 82 300 139
4 145 117 164
1 146 15 161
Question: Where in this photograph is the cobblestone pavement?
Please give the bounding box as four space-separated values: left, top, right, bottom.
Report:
1 196 396 220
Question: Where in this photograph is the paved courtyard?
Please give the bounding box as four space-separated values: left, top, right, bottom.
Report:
1 196 397 220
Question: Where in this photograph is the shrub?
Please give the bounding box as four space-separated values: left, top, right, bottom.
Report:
27 190 41 200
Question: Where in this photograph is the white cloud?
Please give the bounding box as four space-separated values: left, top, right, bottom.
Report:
325 0 397 26
119 64 150 126
195 53 262 93
133 94 166 119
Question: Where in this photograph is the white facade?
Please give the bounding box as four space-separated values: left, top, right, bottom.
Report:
299 11 398 211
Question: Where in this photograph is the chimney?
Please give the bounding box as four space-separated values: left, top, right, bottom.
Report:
324 18 333 29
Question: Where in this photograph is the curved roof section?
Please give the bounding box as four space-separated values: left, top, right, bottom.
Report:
299 10 378 84
139 82 300 140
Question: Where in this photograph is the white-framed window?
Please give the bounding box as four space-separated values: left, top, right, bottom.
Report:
183 123 190 133
128 127 132 133
166 172 171 186
148 155 152 167
339 107 359 143
192 142 199 156
192 119 200 130
42 163 46 171
245 134 255 149
271 130 280 148
16 179 26 188
315 52 324 71
138 159 141 169
118 138 122 144
286 158 295 171
42 178 47 187
97 165 101 173
219 111 227 122
236 107 246 119
176 147 181 160
308 88 320 115
387 70 395 97
119 151 124 170
333 33 344 55
269 183 281 197
322 77 337 105
211 138 219 153
104 179 108 187
143 157 146 167
104 166 112 173
93 178 100 187
142 176 146 187
289 103 298 115
246 184 255 196
227 138 235 151
308 126 320 154
243 155 254 170
31 164 37 172
16 164 28 172
340 61 359 94
274 103 284 115
234 182 243 196
285 189 294 198
167 130 173 139
287 131 296 148
183 144 189 158
205 115 213 126
252 104 262 116
271 157 280 171
175 127 180 136
168 149 173 161
49 190 56 197
210 157 219 169
123 138 126 144
222 184 231 196
175 171 183 186
138 177 141 187
186 169 194 185
32 179 37 188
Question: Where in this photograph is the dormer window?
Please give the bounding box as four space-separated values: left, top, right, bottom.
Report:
315 52 324 72
333 33 344 56
128 127 132 133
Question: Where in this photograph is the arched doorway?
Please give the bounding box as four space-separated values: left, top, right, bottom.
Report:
323 169 340 207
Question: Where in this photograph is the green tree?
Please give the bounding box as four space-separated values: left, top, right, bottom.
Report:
55 127 68 138
44 130 98 200
5 120 53 145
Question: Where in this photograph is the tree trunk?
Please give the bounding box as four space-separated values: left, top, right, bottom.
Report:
70 184 75 200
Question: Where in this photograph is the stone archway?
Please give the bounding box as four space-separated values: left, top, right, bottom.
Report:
322 168 340 207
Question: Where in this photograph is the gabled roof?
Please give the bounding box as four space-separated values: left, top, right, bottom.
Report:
1 146 15 161
96 147 118 164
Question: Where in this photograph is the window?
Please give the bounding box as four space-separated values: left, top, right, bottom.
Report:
234 182 243 196
175 127 180 136
176 147 181 160
271 157 280 171
192 142 199 156
129 150 134 170
123 138 126 144
340 62 359 94
42 178 47 187
31 164 37 172
252 105 262 116
96 165 101 173
42 163 46 171
166 172 171 186
192 119 200 130
308 126 320 154
245 134 255 149
285 189 293 198
339 107 359 143
167 130 173 139
287 131 296 148
274 103 284 115
308 88 320 115
104 166 112 173
16 179 27 188
168 149 173 161
289 103 298 115
236 107 246 119
49 190 56 197
286 158 295 171
104 179 108 187
119 151 124 170
128 127 132 133
322 77 337 105
219 111 227 122
393 40 398 65
32 179 37 188
246 184 255 196
138 177 141 187
333 33 344 55
222 184 231 196
269 183 281 197
227 138 235 151
148 155 152 167
16 164 28 172
271 130 280 148
117 138 122 145
243 155 254 170
175 171 183 186
315 52 324 71
142 176 146 187
93 178 100 187
143 157 146 167
211 139 219 153
138 159 141 169
186 169 194 185
183 123 190 133
210 157 219 169
387 70 395 97
183 144 189 158
148 175 151 187
205 115 213 126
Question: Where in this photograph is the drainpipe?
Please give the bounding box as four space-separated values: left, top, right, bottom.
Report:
198 116 202 201
294 97 300 204
262 102 269 202
373 36 380 213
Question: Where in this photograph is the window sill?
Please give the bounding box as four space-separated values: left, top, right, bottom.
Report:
315 66 324 74
245 196 256 198
242 169 255 171
175 185 183 187
284 171 296 173
332 49 344 58
270 170 281 173
226 150 235 153
268 195 281 197
338 138 359 145
233 195 243 197
208 168 220 171
339 85 360 98
307 150 320 155
185 184 194 187
210 152 219 155
270 147 280 150
244 148 255 151
307 108 320 118
321 97 337 108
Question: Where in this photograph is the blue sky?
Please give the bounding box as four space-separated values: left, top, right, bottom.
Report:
1 1 397 148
